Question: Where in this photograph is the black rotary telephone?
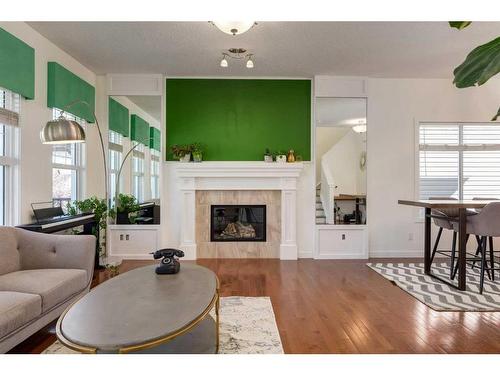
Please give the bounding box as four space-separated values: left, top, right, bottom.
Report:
150 248 185 274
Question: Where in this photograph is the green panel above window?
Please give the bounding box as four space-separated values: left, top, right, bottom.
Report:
131 114 150 146
0 28 35 99
108 98 129 137
47 62 95 123
150 127 161 151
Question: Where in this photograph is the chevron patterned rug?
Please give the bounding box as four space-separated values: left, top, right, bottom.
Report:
367 263 500 311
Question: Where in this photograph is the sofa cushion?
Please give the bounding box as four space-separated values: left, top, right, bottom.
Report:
0 269 87 313
0 227 20 276
0 291 42 339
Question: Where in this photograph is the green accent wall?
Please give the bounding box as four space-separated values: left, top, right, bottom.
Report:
150 127 161 151
0 28 35 99
166 79 311 161
47 62 95 123
131 114 149 146
109 98 130 137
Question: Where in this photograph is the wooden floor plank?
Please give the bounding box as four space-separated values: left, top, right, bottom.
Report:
7 258 500 354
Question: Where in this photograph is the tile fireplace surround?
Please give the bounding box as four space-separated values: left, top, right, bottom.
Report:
174 162 304 260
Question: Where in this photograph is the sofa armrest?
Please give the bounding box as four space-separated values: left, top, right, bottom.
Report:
15 229 96 285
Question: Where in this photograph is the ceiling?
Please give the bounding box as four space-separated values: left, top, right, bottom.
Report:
316 98 366 127
126 95 161 123
28 21 500 78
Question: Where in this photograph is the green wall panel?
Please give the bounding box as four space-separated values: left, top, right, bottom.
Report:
47 62 95 123
131 114 150 146
150 127 161 151
165 79 311 161
0 28 35 99
108 98 130 137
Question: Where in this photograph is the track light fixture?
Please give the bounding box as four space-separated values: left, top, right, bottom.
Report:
219 48 255 69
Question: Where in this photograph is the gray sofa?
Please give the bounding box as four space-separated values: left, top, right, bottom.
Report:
0 227 95 353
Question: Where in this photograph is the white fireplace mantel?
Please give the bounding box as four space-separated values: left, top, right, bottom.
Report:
171 161 304 260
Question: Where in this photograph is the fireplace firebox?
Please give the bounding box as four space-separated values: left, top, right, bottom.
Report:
210 205 266 242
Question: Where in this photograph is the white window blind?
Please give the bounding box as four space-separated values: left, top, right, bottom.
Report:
419 123 500 200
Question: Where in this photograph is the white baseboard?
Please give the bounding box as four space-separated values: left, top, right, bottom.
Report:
298 251 313 258
369 250 423 258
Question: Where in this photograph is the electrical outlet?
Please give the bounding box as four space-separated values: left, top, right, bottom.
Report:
408 233 414 241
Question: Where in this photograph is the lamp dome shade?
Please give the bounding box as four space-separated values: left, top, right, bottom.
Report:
40 117 86 144
212 21 255 35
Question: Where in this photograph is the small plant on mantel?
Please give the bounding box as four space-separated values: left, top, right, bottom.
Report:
191 143 204 162
170 144 193 162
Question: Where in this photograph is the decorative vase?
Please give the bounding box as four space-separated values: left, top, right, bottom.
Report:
264 155 273 163
179 153 191 162
193 152 203 162
287 149 296 163
276 155 287 163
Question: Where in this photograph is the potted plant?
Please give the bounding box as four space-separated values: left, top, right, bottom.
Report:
191 143 203 162
109 193 141 224
264 148 273 162
276 151 287 163
170 144 192 162
66 196 108 260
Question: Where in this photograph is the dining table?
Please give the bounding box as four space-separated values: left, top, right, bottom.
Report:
398 199 495 291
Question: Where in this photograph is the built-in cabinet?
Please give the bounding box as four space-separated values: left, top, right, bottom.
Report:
108 225 160 260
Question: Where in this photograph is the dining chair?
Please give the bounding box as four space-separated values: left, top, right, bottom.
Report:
460 201 500 293
428 197 459 277
470 197 498 272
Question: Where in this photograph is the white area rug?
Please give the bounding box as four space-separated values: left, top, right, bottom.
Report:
43 296 284 354
368 263 500 312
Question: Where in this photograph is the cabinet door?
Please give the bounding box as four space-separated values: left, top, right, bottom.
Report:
109 228 158 258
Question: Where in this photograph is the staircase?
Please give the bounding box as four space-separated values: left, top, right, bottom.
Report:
316 186 327 224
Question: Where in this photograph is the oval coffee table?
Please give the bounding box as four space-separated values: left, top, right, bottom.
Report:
56 264 220 354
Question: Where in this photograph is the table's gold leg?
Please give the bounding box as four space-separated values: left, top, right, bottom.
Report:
215 289 220 353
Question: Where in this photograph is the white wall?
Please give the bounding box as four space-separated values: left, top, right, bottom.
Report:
367 77 500 257
321 129 366 195
315 127 349 184
0 22 100 224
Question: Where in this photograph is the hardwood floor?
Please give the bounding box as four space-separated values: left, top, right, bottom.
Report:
8 258 500 354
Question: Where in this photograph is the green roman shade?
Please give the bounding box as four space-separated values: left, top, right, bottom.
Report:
0 28 35 99
47 62 95 123
150 127 161 151
108 98 130 137
131 114 150 146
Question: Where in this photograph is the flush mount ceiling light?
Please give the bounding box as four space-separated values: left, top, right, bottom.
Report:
220 48 255 69
210 21 257 36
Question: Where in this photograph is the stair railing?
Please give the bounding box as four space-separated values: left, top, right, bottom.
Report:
320 159 336 224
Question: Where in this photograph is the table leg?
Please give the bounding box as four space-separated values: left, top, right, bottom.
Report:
458 208 467 291
424 207 431 274
215 289 220 354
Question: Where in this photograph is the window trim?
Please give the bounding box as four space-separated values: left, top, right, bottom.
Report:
0 87 21 226
132 146 145 202
108 130 124 202
150 150 160 200
51 109 86 205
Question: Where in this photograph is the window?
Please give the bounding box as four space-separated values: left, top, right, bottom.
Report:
132 143 145 202
0 87 20 226
418 123 500 200
52 109 85 208
109 130 123 202
150 149 160 199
